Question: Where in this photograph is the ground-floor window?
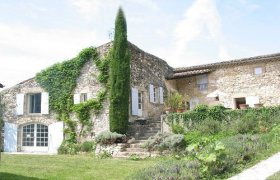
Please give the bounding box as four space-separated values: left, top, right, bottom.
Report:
22 124 48 147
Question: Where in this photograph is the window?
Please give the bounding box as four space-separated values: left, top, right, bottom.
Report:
254 67 262 75
80 93 88 102
138 92 142 109
29 93 41 113
22 124 48 147
196 74 208 91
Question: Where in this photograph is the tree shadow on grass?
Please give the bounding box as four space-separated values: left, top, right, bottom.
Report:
0 172 41 180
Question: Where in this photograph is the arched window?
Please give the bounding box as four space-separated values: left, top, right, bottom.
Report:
22 124 48 147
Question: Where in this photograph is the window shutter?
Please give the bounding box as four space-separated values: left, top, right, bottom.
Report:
74 94 80 104
87 93 92 100
131 88 138 116
16 94 24 115
41 92 49 114
149 84 154 103
4 122 17 152
159 87 164 104
48 122 64 154
246 96 259 107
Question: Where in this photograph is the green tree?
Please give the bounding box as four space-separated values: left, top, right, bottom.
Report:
109 8 130 134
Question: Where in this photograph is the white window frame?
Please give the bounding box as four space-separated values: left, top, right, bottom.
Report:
80 93 88 102
27 93 42 114
21 123 48 152
138 92 143 116
196 74 208 91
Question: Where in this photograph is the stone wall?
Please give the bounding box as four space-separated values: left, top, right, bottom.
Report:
129 43 173 121
174 59 280 109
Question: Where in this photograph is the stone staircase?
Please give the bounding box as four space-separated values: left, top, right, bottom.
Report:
114 119 161 158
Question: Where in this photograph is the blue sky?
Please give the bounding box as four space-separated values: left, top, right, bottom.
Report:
1 0 280 88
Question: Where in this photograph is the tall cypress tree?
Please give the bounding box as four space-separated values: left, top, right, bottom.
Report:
109 8 130 134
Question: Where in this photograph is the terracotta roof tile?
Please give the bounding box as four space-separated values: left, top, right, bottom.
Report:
175 53 280 73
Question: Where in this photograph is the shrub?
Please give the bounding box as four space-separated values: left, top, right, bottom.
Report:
193 104 209 121
143 133 186 153
194 117 222 135
127 160 201 180
97 150 112 159
58 141 80 155
95 130 126 145
171 124 185 134
80 141 96 152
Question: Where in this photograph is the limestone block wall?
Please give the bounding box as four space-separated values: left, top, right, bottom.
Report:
175 60 280 109
129 43 173 121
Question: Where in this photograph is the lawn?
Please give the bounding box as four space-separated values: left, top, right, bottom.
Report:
0 154 160 180
267 171 280 180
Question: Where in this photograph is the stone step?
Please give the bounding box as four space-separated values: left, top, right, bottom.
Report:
114 151 159 158
125 147 147 152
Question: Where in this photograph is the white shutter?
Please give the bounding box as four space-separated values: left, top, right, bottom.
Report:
16 93 24 115
149 84 154 103
48 122 64 154
41 92 49 114
131 88 138 116
190 98 199 110
246 96 260 107
74 94 80 104
87 93 92 100
159 87 164 104
4 122 17 152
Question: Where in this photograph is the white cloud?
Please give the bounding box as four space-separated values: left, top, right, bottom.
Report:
164 0 231 67
0 24 104 88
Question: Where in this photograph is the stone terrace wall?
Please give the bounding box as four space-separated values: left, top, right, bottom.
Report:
175 59 280 109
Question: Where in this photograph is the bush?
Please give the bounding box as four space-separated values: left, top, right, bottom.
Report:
171 124 185 134
143 133 186 153
58 141 80 155
80 141 96 152
194 117 222 135
97 150 112 159
95 130 126 145
127 160 201 180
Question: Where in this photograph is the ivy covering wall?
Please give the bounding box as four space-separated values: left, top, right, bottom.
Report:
36 47 111 143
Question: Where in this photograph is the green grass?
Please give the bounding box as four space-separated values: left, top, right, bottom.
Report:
267 171 280 180
0 154 160 180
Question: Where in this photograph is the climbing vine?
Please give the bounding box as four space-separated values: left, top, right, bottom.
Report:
36 45 111 145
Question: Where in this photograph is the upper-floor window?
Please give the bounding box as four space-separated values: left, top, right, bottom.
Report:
29 93 41 113
153 87 157 103
80 93 88 102
196 74 208 91
16 92 49 115
254 67 262 75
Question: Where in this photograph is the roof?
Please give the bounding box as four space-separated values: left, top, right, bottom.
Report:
167 69 212 80
174 53 280 73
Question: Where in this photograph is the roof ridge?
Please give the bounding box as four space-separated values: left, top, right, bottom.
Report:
175 52 280 72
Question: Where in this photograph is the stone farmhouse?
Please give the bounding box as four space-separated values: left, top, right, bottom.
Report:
1 41 280 153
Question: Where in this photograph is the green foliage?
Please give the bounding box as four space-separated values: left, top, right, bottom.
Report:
128 160 201 180
109 8 131 134
58 140 80 154
95 130 126 145
128 154 142 161
165 91 184 110
97 150 112 159
193 117 222 135
36 47 97 118
171 124 185 134
36 47 98 142
80 141 96 152
143 133 185 153
95 51 111 85
0 95 4 152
